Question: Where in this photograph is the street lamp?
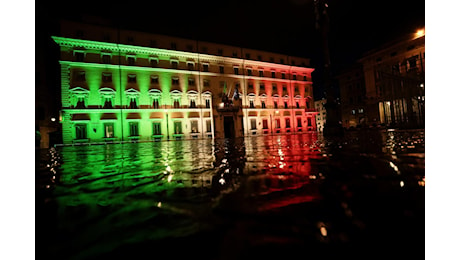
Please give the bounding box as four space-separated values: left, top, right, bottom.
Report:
314 0 343 136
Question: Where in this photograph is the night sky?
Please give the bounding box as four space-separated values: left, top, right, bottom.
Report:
36 0 425 99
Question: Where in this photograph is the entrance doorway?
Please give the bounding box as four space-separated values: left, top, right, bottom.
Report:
224 116 235 139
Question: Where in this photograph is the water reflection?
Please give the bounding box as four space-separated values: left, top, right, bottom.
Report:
36 130 425 259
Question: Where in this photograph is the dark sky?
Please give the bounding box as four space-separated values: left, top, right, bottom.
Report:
36 0 425 99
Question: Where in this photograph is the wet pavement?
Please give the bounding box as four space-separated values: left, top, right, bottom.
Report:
36 129 425 260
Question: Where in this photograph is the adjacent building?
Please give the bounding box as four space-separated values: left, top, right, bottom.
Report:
314 98 326 132
53 20 317 145
336 64 366 128
358 29 425 128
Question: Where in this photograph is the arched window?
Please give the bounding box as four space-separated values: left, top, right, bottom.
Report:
125 88 140 109
69 87 89 108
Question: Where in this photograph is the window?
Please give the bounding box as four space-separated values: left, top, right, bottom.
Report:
249 100 255 108
128 97 138 109
129 122 139 136
259 83 265 91
247 69 252 76
291 60 296 65
272 84 277 93
281 72 286 79
99 88 115 109
275 119 281 129
206 120 212 132
153 122 161 135
358 108 364 113
280 58 284 64
128 74 136 83
259 70 264 77
286 118 291 128
191 120 199 133
250 119 257 130
75 51 84 62
307 118 312 126
234 67 239 75
104 123 114 138
172 77 180 85
232 52 238 57
173 98 181 108
274 102 278 108
261 100 266 108
296 102 300 108
171 42 177 50
187 62 195 70
262 119 268 129
284 101 288 108
174 121 182 134
248 83 254 90
171 60 179 69
203 79 210 87
303 75 307 81
408 56 418 70
257 55 262 61
152 98 160 109
218 49 223 55
186 44 193 51
150 58 158 67
292 74 297 80
102 54 111 64
127 36 134 43
245 53 251 59
102 72 112 83
75 124 87 139
282 85 287 92
297 118 302 127
190 99 196 108
187 77 195 86
201 46 208 53
270 57 274 62
351 109 356 115
203 63 209 72
151 75 159 84
127 56 135 65
75 71 86 81
219 66 224 73
205 99 210 108
271 71 276 78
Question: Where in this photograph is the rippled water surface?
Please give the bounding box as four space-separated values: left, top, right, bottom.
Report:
36 130 425 260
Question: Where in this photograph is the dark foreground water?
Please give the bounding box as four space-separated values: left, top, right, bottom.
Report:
36 129 425 260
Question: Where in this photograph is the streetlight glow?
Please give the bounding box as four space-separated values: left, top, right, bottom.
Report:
415 28 425 38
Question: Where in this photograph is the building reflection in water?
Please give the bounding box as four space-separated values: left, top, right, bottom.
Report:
36 131 425 259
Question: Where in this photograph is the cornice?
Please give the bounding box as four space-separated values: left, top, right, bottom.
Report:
53 36 315 73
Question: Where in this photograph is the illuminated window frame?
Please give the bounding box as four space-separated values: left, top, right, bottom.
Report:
148 89 162 109
187 90 199 108
99 87 116 108
69 87 89 108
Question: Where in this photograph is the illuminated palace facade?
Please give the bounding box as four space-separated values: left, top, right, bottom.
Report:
53 20 316 145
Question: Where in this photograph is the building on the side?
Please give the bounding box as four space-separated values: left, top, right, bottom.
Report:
52 20 317 145
358 28 425 128
336 64 367 129
314 98 326 132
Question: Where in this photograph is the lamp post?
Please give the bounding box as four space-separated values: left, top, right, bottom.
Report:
314 0 343 136
164 109 169 140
